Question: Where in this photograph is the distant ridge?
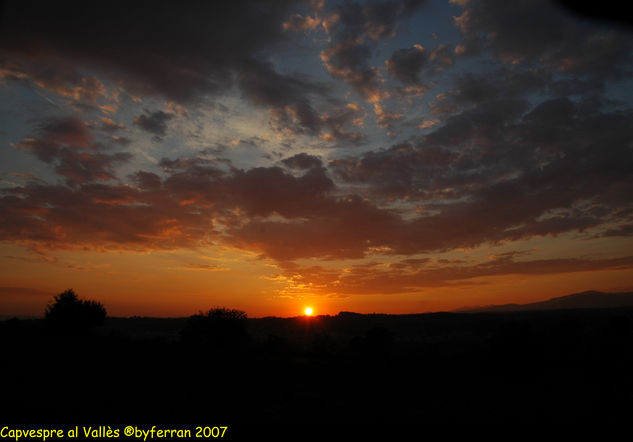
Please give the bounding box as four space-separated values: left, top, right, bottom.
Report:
455 290 633 313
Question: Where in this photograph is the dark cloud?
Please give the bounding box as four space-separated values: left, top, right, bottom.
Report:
428 43 455 71
111 135 132 145
237 59 328 134
0 287 54 298
228 194 403 260
0 157 333 252
386 42 456 85
450 69 549 105
0 59 108 103
442 67 610 115
331 142 459 199
282 153 323 170
5 79 632 263
554 0 633 28
321 41 385 102
226 166 335 218
601 223 633 237
0 149 400 259
425 54 620 135
236 58 365 137
319 104 366 144
386 44 427 84
453 0 633 81
15 117 132 185
36 118 95 151
182 263 227 271
0 1 300 103
273 255 633 295
132 171 162 191
327 95 633 256
0 0 338 136
283 13 321 32
333 0 425 41
3 101 633 260
0 182 218 251
424 98 529 146
134 111 174 137
320 0 427 101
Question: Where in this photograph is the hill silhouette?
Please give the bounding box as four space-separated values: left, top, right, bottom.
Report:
455 290 633 313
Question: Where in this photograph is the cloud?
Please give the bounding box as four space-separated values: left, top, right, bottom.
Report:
224 165 335 218
0 149 404 261
2 123 632 262
0 287 54 298
1 2 632 264
227 194 403 260
0 181 219 251
318 104 366 144
373 103 404 132
386 42 456 85
331 142 459 199
0 157 335 252
0 60 110 104
326 95 633 256
0 1 352 139
452 0 633 81
428 43 456 71
100 118 125 132
14 117 132 185
180 263 229 272
0 0 429 139
4 81 633 265
237 59 328 135
236 61 365 138
321 41 386 103
0 1 304 104
386 44 427 84
449 69 549 106
272 255 633 295
320 0 427 101
283 13 321 32
281 153 323 170
134 111 174 137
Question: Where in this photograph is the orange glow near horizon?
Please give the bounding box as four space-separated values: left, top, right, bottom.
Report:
1 239 633 318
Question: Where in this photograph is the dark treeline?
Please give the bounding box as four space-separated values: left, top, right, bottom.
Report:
2 291 633 434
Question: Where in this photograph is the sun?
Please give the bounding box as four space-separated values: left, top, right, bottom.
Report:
304 306 313 316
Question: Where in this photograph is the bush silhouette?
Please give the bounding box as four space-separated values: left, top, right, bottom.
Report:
180 307 250 351
45 289 106 332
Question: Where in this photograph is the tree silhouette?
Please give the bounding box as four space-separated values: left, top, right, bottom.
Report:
45 289 106 332
180 307 250 351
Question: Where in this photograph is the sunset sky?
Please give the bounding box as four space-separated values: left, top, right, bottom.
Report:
1 0 633 318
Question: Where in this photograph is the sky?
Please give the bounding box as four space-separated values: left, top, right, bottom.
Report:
1 0 633 318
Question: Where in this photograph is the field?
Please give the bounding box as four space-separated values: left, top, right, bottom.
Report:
2 308 633 436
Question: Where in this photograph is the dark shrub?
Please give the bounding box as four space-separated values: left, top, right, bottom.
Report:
45 289 106 333
180 307 250 352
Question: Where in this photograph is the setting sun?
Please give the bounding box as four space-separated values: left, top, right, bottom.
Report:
304 307 313 316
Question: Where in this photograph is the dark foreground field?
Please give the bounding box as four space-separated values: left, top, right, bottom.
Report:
2 308 633 435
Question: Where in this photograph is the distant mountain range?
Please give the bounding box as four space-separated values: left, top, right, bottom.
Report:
455 290 633 313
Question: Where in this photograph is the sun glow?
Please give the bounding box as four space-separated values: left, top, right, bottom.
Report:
304 306 313 316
